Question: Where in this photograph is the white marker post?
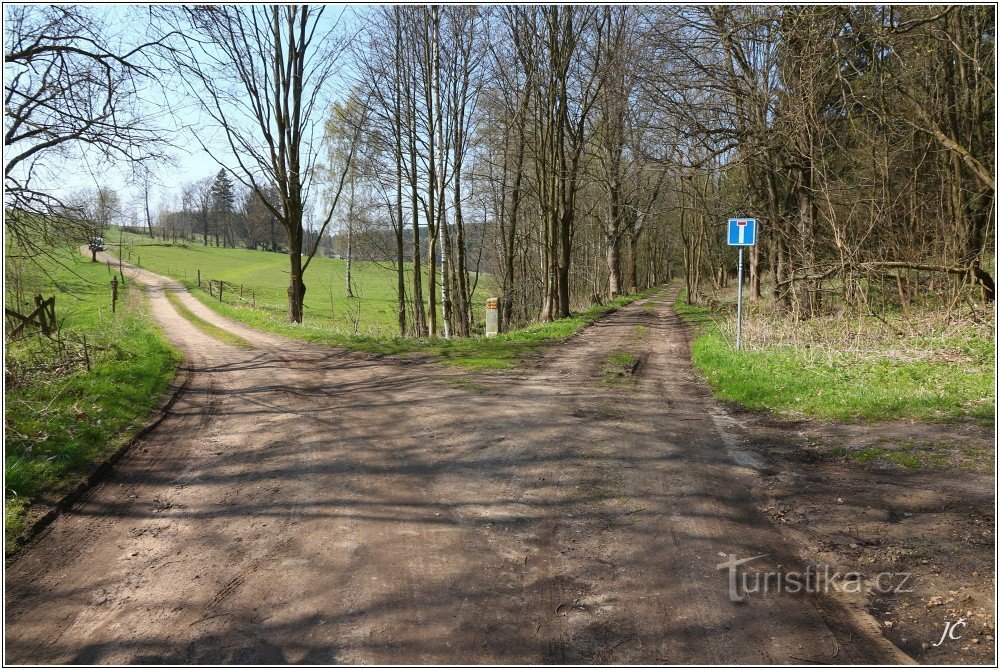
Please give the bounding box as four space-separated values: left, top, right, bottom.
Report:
727 218 757 351
485 298 499 337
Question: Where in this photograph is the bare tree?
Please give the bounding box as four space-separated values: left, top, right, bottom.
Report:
324 95 368 299
4 5 168 255
353 6 412 336
162 6 355 322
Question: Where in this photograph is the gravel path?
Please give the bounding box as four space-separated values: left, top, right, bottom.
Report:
4 263 909 663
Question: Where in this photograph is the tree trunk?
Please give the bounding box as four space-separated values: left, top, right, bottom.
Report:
606 236 621 298
424 7 440 336
453 168 471 336
394 18 407 337
626 231 638 293
345 219 354 298
288 228 305 323
557 207 572 317
502 169 519 331
144 183 154 239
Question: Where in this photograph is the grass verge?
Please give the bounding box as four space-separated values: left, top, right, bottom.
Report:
673 294 995 423
5 249 180 550
831 438 993 472
163 289 253 349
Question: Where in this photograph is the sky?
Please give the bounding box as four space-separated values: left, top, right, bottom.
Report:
17 4 360 218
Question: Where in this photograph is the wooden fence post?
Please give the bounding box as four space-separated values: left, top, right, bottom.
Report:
5 295 57 340
33 295 56 334
33 295 45 332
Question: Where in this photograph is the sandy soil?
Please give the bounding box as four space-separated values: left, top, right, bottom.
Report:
3 263 943 663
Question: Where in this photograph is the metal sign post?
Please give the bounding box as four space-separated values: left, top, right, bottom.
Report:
736 247 744 350
727 218 757 351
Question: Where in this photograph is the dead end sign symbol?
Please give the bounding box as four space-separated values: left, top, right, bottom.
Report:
727 218 757 246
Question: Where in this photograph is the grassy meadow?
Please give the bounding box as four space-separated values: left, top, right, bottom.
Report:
4 246 180 548
113 231 490 337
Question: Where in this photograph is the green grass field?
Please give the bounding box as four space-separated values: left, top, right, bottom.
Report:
111 231 659 370
674 294 995 424
113 231 491 337
5 246 180 549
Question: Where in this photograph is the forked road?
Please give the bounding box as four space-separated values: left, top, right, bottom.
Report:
5 263 909 664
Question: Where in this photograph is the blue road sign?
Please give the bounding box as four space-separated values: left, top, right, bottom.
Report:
727 218 757 246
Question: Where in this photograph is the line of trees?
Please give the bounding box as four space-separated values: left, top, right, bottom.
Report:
647 5 995 313
348 5 994 336
153 171 289 252
352 6 679 335
6 5 995 335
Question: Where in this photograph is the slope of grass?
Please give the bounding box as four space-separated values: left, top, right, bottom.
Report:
112 231 488 337
4 248 180 549
674 295 995 423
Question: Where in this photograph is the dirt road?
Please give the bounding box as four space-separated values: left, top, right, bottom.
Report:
5 264 910 664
